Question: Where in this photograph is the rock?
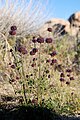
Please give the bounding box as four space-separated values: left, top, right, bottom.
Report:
39 18 70 37
53 23 68 35
39 11 80 37
68 11 80 24
50 18 70 32
68 11 80 36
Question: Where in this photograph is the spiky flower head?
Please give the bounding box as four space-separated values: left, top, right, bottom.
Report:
45 38 53 43
66 69 72 73
60 77 65 82
17 45 28 55
32 37 37 43
9 30 16 35
30 51 35 55
32 48 38 53
37 37 44 43
70 77 74 80
47 27 52 32
10 26 17 31
50 51 57 57
60 73 65 77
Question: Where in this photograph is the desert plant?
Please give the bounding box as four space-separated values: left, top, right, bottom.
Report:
0 0 80 117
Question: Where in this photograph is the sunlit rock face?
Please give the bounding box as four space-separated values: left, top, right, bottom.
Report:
50 18 70 35
39 18 70 37
39 11 80 37
68 11 80 36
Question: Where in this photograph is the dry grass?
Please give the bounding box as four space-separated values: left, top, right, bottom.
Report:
0 0 50 37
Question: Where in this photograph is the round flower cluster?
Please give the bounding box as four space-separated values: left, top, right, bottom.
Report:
32 37 37 43
9 25 17 35
17 45 28 55
47 27 52 32
45 38 53 43
37 37 44 43
30 48 38 55
50 59 57 65
50 51 57 57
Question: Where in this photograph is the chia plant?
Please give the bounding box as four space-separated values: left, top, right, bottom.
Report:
0 1 80 116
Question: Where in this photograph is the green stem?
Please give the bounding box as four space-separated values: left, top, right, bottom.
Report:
38 44 43 104
33 43 36 80
39 44 41 78
23 83 27 104
21 55 27 104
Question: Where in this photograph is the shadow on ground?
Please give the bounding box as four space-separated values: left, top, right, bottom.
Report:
0 104 80 120
0 104 61 120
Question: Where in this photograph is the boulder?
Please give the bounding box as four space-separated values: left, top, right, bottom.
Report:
68 11 80 36
39 18 70 37
39 11 80 37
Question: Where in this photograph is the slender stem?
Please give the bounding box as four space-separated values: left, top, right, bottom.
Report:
39 44 41 78
38 43 43 104
33 43 36 80
23 83 27 104
21 55 27 104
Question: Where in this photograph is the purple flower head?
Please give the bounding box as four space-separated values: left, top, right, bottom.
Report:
66 81 70 85
60 77 65 82
66 69 72 73
11 64 16 69
67 74 70 77
32 48 38 53
50 51 57 57
30 51 35 55
47 27 52 32
46 59 51 63
51 59 57 64
31 63 36 67
32 37 37 43
9 30 16 35
60 73 65 77
37 37 44 43
70 77 74 80
18 46 27 55
10 26 17 31
45 38 53 43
